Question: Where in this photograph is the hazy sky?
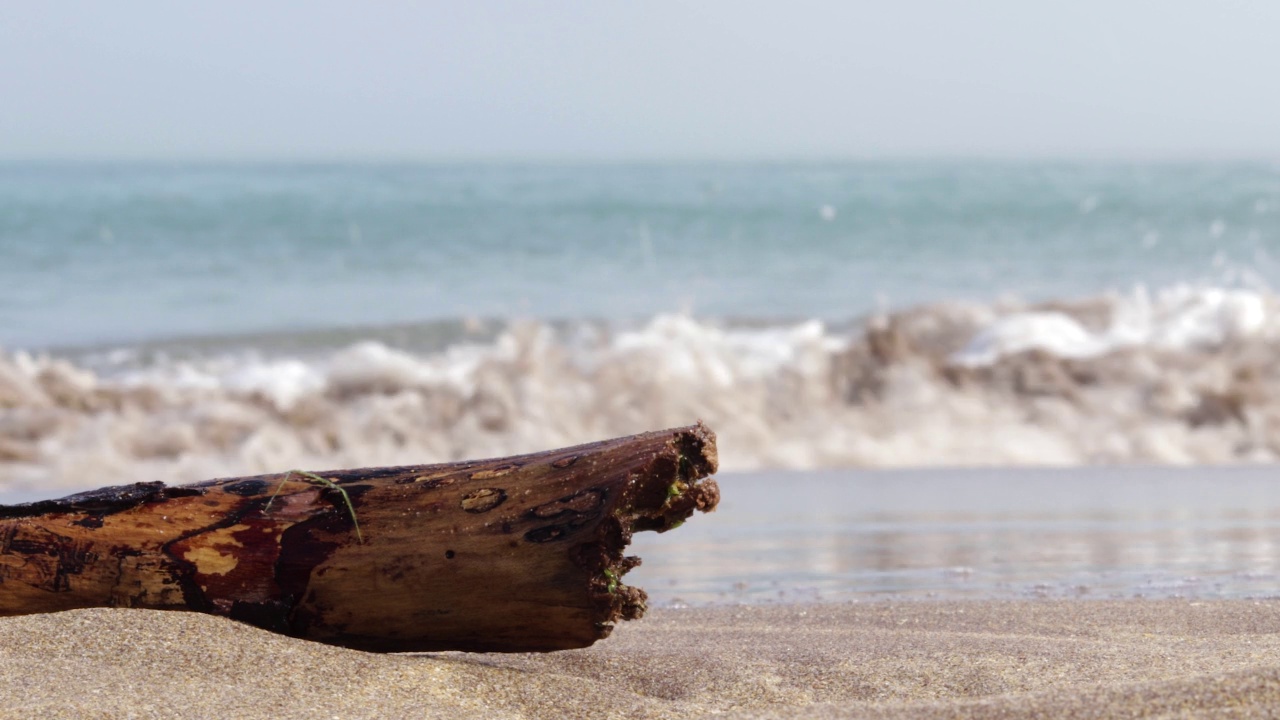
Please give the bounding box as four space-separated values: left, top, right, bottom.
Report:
2 2 1278 161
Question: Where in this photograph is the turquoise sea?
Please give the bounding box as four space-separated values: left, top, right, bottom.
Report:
1 162 1279 493
2 162 1276 349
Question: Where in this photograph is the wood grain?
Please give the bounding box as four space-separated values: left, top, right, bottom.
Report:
0 423 719 652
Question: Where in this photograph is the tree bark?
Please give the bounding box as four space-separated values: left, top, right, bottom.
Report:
0 423 719 652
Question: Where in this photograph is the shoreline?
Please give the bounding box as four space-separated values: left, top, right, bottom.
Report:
3 599 1280 718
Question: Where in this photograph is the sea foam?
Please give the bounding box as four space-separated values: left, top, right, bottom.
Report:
2 284 1279 494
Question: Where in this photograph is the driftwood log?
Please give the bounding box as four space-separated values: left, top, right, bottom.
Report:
0 423 719 652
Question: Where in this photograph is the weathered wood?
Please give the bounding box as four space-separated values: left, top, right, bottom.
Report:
0 423 719 652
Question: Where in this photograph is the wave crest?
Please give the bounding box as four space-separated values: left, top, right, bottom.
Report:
3 285 1280 493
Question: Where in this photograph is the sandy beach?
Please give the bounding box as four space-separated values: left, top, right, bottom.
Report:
1 600 1279 718
2 466 1279 718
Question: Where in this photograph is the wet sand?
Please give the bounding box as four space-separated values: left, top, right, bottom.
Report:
631 465 1280 604
3 600 1280 719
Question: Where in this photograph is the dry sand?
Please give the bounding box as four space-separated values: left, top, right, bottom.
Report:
2 600 1280 719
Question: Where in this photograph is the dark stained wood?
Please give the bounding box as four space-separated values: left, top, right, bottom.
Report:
0 423 719 652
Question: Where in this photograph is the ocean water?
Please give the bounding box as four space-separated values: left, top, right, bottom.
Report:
632 466 1280 604
2 162 1280 492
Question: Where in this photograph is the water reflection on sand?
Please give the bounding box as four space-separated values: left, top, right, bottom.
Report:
629 465 1280 605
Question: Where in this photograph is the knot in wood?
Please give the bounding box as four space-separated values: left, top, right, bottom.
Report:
460 488 507 514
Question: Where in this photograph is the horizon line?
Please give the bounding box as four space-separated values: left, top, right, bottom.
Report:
2 153 1279 166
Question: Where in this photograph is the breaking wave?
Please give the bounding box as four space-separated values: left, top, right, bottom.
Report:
3 284 1280 493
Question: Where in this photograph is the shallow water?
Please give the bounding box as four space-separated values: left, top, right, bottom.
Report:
630 464 1280 604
